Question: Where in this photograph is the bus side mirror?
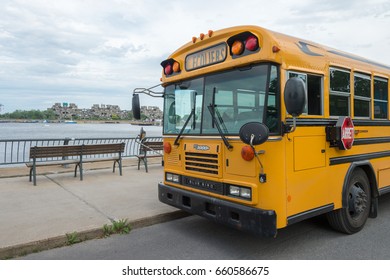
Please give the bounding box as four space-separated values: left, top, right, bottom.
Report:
239 122 269 146
132 94 141 120
284 77 306 133
284 77 306 117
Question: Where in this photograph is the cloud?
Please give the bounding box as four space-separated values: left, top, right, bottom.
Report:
0 0 389 113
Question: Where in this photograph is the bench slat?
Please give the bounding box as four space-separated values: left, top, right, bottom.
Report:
82 156 120 163
30 145 83 158
81 143 125 155
137 140 163 172
26 159 79 167
140 141 163 152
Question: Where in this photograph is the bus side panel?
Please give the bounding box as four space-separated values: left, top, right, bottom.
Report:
250 139 288 229
285 127 333 219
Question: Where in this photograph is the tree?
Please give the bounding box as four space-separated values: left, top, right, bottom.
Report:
111 114 120 120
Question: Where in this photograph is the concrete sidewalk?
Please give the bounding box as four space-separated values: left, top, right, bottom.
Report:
0 159 186 259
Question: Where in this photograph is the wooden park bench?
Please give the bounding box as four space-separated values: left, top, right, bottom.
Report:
26 143 125 185
136 139 163 173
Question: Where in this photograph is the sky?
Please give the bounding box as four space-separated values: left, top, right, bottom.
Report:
0 0 389 113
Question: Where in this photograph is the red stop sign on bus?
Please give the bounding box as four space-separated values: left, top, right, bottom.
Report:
340 116 354 150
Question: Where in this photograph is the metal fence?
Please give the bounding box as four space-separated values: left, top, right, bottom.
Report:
0 137 163 165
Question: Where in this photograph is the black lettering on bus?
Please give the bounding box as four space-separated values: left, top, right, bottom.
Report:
215 49 220 62
200 53 205 67
210 50 215 63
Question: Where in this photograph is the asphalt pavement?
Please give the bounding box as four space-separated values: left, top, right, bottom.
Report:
0 158 186 259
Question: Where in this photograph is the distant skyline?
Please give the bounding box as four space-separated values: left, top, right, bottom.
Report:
1 0 389 113
0 100 163 114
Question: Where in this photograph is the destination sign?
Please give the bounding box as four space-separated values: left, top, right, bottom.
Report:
185 43 227 71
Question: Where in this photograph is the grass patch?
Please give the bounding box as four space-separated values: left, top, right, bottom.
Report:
66 231 81 245
103 219 131 237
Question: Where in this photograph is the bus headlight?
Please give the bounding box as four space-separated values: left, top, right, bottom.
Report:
228 185 251 200
240 188 251 199
229 186 240 196
166 172 180 183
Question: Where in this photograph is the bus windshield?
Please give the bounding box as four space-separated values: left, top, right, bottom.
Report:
163 63 279 135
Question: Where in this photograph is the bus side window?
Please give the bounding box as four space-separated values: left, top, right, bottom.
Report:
329 68 350 117
289 72 323 116
307 75 322 115
374 77 388 119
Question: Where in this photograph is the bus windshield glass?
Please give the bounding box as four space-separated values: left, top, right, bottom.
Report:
163 63 279 135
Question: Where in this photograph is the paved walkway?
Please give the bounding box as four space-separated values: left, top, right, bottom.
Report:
0 158 185 259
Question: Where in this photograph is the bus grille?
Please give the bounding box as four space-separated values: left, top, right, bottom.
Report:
185 152 219 175
166 147 179 165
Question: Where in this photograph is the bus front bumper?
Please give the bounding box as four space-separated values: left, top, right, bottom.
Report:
158 183 277 237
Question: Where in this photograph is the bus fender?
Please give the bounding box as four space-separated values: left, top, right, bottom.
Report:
342 161 378 218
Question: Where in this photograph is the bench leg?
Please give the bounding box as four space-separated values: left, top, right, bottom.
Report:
119 159 122 176
29 167 33 182
79 161 83 181
74 164 79 178
33 164 37 186
112 159 123 176
144 157 148 173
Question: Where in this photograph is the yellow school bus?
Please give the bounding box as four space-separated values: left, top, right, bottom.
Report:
133 25 390 236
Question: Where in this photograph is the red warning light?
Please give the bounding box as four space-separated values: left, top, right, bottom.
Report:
245 36 258 51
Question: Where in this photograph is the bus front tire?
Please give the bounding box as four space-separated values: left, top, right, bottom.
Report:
327 168 371 234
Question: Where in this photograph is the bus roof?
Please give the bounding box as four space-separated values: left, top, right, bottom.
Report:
161 25 390 84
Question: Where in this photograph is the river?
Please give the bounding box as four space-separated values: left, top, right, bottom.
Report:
0 122 162 140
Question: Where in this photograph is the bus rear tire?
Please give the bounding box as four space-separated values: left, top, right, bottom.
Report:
327 168 371 234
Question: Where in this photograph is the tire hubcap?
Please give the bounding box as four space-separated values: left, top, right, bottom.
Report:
348 184 368 217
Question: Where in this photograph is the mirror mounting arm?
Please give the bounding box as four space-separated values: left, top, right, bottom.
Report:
285 117 297 134
133 84 164 98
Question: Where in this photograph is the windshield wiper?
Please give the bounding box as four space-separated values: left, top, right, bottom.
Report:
174 108 195 146
207 104 233 151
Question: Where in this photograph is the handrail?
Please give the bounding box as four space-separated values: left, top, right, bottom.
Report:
0 137 162 165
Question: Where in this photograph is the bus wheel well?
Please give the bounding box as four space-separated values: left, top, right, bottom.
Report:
327 165 373 234
343 163 378 218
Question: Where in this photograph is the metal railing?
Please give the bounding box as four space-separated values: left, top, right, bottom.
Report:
0 137 162 165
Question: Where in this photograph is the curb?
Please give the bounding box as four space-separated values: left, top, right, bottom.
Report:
0 210 190 260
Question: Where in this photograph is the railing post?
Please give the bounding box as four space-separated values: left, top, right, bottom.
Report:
62 137 74 168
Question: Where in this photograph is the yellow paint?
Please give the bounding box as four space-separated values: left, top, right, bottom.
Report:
159 25 390 231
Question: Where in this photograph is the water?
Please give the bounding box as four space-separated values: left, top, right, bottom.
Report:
0 122 162 140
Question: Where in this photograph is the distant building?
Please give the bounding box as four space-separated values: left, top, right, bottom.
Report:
49 103 145 120
51 103 79 119
141 106 163 121
90 104 123 119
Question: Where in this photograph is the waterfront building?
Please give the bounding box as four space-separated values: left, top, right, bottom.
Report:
48 103 153 120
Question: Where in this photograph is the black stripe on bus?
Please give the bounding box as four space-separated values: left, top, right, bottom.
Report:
354 137 390 145
379 186 390 196
287 203 334 225
285 118 334 126
330 151 390 166
353 119 390 126
286 118 390 127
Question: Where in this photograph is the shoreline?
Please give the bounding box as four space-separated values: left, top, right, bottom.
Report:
0 119 160 126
